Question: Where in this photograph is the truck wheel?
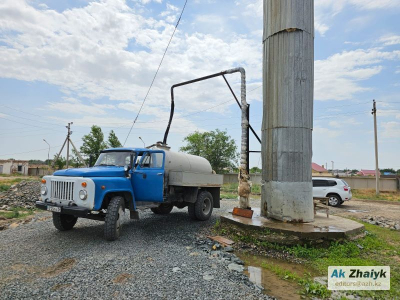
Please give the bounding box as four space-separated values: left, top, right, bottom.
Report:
151 203 173 215
104 196 124 241
53 213 77 231
189 191 213 221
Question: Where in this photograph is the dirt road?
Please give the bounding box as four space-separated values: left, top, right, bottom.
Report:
330 199 400 223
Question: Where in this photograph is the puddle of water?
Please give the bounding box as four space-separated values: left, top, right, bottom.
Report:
237 253 317 300
347 209 368 213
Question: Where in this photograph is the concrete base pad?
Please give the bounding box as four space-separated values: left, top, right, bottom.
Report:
221 208 364 241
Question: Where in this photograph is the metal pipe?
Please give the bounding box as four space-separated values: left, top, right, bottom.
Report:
163 67 252 209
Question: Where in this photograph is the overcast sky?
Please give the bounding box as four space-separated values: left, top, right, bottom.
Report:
0 0 399 170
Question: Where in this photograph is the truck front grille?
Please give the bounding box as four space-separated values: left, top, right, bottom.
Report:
51 180 75 201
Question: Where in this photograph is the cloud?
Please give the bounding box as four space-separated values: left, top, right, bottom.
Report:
313 126 341 138
141 0 162 4
379 109 400 119
328 118 362 128
314 0 400 36
380 35 400 46
381 121 400 138
315 49 400 101
0 0 262 126
46 98 116 115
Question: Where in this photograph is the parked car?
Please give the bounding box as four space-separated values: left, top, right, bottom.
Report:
312 177 352 207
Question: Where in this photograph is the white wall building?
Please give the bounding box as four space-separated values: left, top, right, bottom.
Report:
0 160 29 175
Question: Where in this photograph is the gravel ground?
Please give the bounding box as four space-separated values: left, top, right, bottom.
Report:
0 199 270 300
329 198 400 223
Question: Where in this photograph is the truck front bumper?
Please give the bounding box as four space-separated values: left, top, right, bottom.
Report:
36 201 91 217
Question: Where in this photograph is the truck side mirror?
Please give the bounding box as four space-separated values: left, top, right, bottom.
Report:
124 165 131 177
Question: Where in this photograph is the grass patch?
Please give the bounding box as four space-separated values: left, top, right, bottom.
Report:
0 184 11 192
220 193 237 199
352 189 400 202
260 262 331 298
217 221 400 299
0 207 35 220
221 183 261 195
0 177 38 193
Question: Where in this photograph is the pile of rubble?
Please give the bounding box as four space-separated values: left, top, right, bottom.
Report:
0 181 41 210
361 216 400 231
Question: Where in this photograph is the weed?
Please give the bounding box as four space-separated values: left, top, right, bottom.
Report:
0 184 11 192
220 220 400 299
0 208 34 219
352 189 400 202
261 262 331 298
220 193 237 199
214 218 220 228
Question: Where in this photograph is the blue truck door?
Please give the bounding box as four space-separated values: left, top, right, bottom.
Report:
132 151 164 202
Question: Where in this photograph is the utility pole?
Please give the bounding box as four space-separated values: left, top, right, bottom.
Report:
66 122 72 168
331 161 334 176
372 100 380 195
262 0 314 222
52 122 86 169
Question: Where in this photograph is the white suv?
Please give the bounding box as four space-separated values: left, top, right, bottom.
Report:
312 177 352 207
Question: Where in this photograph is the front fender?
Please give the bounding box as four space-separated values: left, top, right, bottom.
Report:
92 177 134 210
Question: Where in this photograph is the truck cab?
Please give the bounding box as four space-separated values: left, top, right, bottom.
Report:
36 143 223 240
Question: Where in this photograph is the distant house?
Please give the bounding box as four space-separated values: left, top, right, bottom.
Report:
312 163 329 176
28 164 51 176
357 169 381 177
0 160 29 175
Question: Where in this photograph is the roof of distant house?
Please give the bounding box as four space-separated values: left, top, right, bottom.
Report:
0 159 29 164
357 169 381 176
312 163 328 173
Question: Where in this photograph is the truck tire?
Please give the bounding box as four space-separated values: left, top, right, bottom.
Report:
151 203 173 215
104 196 124 241
53 213 77 231
189 190 213 221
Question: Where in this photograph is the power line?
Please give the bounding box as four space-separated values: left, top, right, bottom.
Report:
0 115 65 130
314 110 370 119
248 85 261 93
0 144 64 158
0 111 64 127
314 100 371 111
123 0 188 146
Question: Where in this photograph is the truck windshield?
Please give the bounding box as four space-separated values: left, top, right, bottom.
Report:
95 151 132 167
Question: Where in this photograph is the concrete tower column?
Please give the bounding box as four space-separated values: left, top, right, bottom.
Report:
261 0 314 222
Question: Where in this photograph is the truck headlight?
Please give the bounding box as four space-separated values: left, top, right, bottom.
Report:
79 190 88 200
41 186 47 195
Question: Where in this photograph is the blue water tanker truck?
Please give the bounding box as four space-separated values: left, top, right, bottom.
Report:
36 142 223 240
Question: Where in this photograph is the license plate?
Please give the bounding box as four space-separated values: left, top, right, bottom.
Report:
47 206 61 213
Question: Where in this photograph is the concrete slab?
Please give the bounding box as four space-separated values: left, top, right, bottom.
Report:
221 208 364 241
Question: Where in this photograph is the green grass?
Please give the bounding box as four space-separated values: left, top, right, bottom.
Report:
0 178 37 193
260 262 331 298
221 183 261 196
352 189 400 202
216 221 400 299
0 207 35 219
222 183 400 202
0 184 11 192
